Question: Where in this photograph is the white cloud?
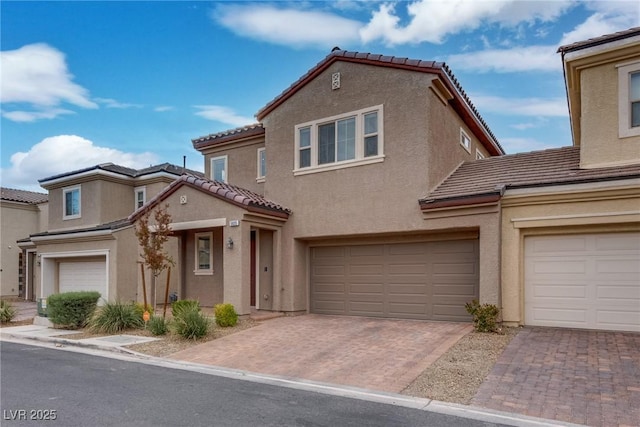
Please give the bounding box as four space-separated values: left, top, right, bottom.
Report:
0 43 97 122
360 0 573 45
193 105 255 127
446 45 560 72
0 135 158 190
1 108 75 123
500 137 562 154
94 98 143 109
154 106 174 112
472 95 568 117
510 122 537 130
213 4 361 48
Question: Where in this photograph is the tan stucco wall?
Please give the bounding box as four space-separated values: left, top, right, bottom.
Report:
579 57 640 168
202 139 265 195
1 202 44 296
500 181 640 325
181 228 224 306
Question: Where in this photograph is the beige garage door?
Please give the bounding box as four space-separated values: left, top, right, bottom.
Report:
525 233 640 332
310 240 478 321
59 260 107 300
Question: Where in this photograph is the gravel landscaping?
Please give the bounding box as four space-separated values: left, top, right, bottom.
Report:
402 327 520 404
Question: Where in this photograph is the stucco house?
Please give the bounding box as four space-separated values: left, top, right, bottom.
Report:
423 28 640 332
1 188 48 299
18 163 199 305
132 49 505 320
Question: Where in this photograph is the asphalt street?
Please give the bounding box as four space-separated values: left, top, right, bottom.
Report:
0 341 513 427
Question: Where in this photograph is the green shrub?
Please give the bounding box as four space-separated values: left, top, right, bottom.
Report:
89 301 144 333
134 302 154 319
148 315 169 336
173 307 209 339
0 300 17 323
214 303 238 327
465 299 500 333
171 299 200 319
47 291 101 329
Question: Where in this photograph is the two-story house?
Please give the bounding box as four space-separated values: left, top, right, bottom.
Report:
18 163 199 304
1 188 48 299
422 28 640 332
132 49 504 319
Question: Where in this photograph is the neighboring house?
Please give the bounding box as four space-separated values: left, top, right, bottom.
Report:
18 163 200 304
422 28 640 332
1 188 48 299
132 49 505 319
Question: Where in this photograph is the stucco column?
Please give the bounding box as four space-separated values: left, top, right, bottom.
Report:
478 216 501 307
222 222 251 315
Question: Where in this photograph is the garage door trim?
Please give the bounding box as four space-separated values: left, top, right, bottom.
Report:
40 250 110 302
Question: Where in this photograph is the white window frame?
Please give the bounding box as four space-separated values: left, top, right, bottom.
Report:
210 155 228 183
134 186 146 210
256 147 266 183
194 232 213 275
62 185 81 220
293 105 384 175
460 129 471 153
618 61 640 138
475 149 485 160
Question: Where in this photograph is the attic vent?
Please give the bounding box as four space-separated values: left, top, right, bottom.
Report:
332 72 341 90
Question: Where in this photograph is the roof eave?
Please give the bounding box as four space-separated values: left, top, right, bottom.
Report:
419 193 501 211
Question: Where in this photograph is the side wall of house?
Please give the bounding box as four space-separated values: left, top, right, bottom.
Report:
201 139 265 194
0 202 41 296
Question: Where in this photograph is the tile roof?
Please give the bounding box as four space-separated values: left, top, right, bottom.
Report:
28 218 131 239
1 187 48 204
420 146 640 209
557 27 640 53
192 123 265 151
130 174 291 221
39 162 202 183
255 49 503 156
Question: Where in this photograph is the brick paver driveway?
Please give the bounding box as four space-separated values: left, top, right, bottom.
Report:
472 327 640 427
170 314 471 393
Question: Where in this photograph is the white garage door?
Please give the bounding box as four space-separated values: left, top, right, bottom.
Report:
59 260 107 301
525 233 640 332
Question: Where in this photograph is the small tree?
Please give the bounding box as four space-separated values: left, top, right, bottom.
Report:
135 204 175 318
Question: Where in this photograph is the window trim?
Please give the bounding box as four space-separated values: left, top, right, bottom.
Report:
62 185 81 220
210 155 228 183
256 147 266 183
475 149 485 160
294 105 384 174
460 129 471 153
194 232 213 275
134 186 146 210
617 61 640 138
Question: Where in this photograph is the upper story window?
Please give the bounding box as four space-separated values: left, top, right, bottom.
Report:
475 149 485 160
460 129 471 153
294 105 384 175
211 155 228 183
257 147 266 182
617 61 640 138
134 186 146 210
63 185 81 220
195 232 213 275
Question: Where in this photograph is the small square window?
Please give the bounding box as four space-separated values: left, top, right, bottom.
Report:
211 156 228 183
195 232 213 274
460 129 471 152
63 185 81 220
476 150 485 160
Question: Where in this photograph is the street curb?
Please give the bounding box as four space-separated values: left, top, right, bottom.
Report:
0 332 143 357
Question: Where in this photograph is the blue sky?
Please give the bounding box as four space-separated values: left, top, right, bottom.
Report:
1 1 639 191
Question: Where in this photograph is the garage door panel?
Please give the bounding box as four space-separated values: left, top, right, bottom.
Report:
525 233 640 332
311 240 478 321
